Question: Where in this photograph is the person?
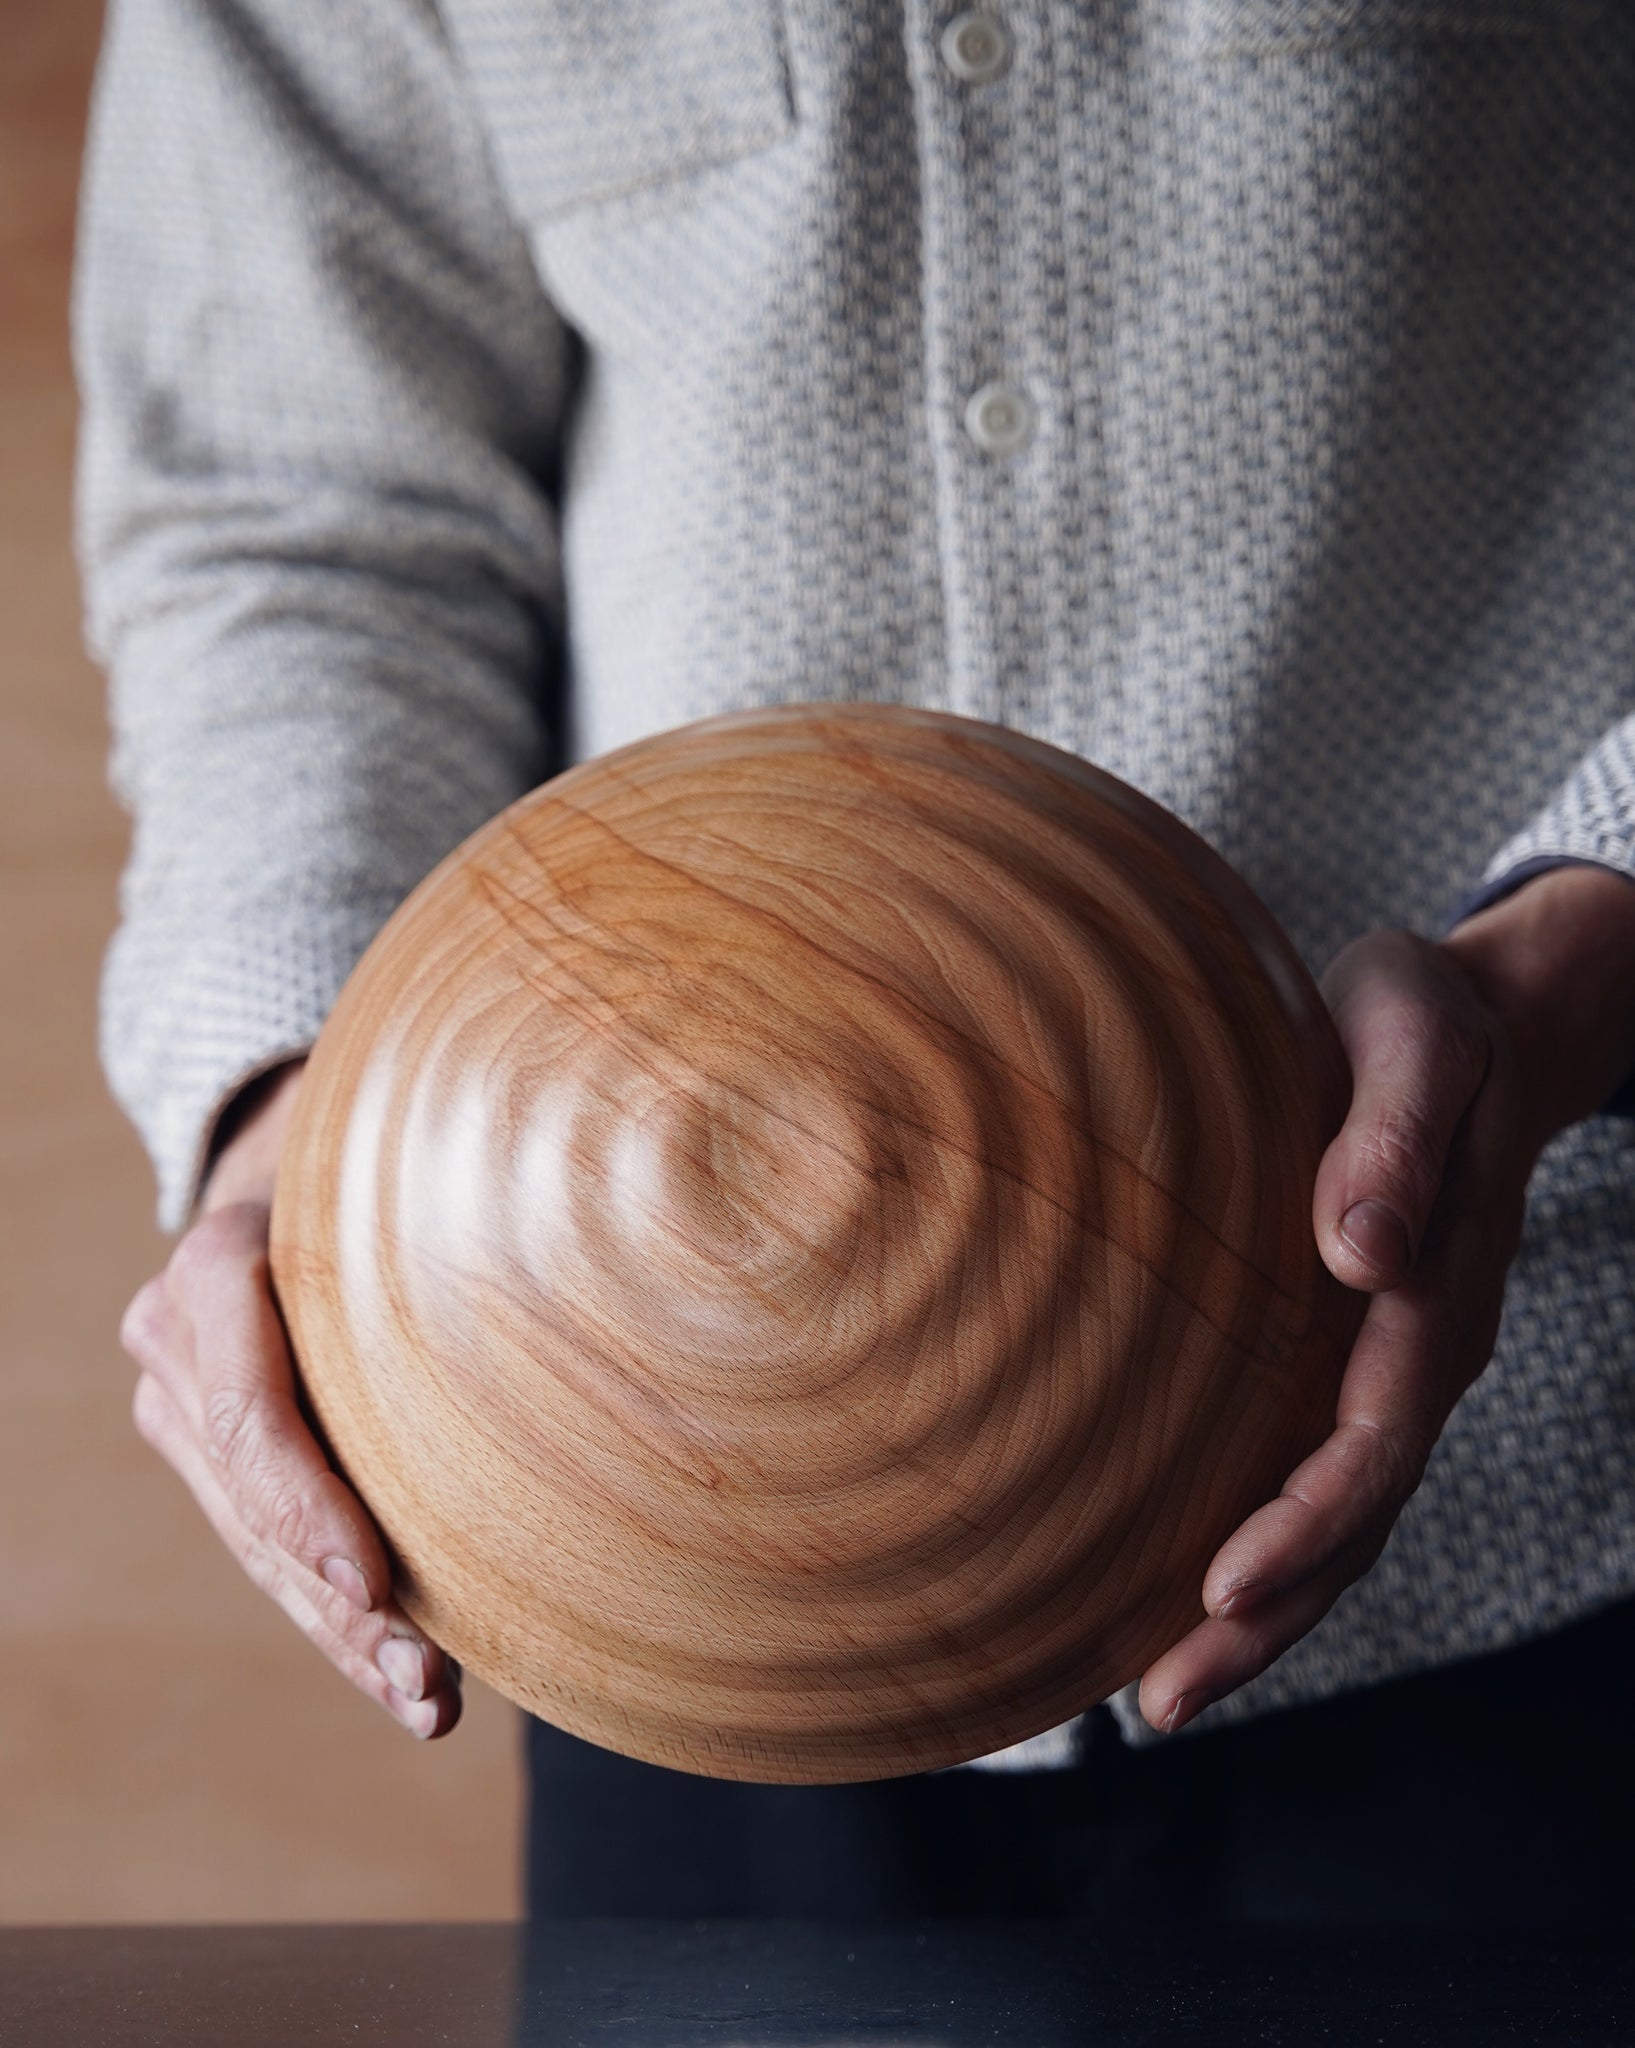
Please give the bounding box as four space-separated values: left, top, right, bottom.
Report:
75 0 1635 1923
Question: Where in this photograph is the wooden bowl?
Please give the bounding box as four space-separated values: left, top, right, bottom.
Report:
270 703 1363 1782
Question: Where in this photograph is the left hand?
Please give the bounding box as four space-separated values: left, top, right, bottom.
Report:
1138 862 1635 1736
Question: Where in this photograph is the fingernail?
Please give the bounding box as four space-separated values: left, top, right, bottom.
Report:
377 1637 427 1700
321 1557 371 1612
1162 1689 1214 1735
1340 1199 1411 1277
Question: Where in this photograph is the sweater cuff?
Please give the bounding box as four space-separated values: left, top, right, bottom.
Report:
1439 852 1635 935
100 893 400 1233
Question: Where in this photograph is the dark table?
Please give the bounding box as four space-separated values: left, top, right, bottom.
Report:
1 1919 1628 2045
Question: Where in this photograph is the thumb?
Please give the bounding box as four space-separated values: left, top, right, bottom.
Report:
1315 934 1493 1294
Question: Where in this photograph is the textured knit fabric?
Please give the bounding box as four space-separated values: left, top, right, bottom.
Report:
74 0 1635 1757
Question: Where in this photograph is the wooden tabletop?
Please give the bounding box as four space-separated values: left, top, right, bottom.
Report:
2 1918 1628 2045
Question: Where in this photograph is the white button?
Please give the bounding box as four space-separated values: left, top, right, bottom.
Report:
940 10 1012 85
963 380 1034 455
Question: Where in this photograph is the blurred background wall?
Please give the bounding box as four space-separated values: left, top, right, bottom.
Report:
1 0 523 1923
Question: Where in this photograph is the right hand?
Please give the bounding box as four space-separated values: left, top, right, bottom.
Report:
119 1058 463 1739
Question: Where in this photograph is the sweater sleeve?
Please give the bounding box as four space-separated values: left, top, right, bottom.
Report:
73 0 573 1231
1444 716 1635 924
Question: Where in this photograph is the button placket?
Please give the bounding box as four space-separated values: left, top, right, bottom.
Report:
940 13 1032 469
909 0 1053 725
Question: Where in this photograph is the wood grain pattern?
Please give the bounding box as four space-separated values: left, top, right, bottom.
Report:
270 704 1365 1783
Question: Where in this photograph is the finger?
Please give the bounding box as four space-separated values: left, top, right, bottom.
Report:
1140 1562 1368 1735
1195 1250 1479 1632
1146 1100 1523 1723
132 1223 462 1713
1144 1323 1480 1730
1200 1391 1428 1622
1316 933 1492 1291
132 1371 462 1738
165 1206 395 1614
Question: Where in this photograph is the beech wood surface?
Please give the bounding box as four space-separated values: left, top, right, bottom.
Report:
270 704 1365 1782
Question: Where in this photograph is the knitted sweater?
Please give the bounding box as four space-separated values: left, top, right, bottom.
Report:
74 0 1635 1757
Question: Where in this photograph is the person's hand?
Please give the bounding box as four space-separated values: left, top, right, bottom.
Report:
1139 863 1635 1735
119 1058 463 1739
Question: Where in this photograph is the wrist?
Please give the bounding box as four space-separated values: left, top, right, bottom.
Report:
1440 864 1635 1156
199 1057 310 1216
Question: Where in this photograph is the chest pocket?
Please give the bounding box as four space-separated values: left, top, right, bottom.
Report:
1187 0 1604 53
438 0 796 223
